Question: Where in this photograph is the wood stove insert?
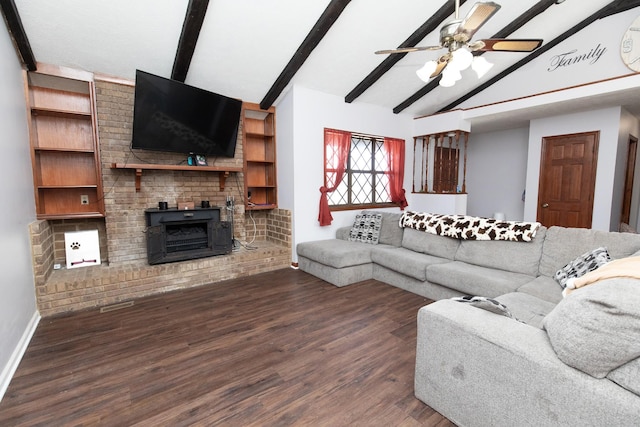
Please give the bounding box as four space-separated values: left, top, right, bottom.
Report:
145 207 232 265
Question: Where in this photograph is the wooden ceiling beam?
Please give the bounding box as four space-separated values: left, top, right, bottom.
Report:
171 0 209 82
599 0 640 17
260 0 352 110
0 0 36 71
392 0 559 114
344 0 468 104
436 0 640 113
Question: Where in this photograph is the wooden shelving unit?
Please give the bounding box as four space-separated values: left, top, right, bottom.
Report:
242 102 277 210
25 67 105 219
110 163 243 192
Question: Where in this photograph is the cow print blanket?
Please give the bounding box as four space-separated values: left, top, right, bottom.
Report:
399 211 541 242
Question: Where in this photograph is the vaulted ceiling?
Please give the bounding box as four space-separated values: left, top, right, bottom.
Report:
3 0 640 119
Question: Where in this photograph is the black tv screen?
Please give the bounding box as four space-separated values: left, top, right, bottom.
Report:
131 70 242 158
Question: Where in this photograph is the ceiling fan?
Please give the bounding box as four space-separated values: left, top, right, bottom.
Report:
376 1 543 86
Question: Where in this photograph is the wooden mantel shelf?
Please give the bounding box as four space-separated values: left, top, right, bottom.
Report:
111 163 243 192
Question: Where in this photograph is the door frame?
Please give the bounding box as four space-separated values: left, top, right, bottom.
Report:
536 131 599 228
620 135 638 227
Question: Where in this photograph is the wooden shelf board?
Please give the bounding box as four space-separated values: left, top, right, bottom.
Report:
37 212 105 220
246 204 277 211
31 107 91 119
111 163 243 192
37 185 97 189
111 163 241 172
245 159 275 164
34 147 95 153
245 131 274 138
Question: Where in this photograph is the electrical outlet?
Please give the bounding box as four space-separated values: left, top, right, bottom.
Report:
80 195 89 205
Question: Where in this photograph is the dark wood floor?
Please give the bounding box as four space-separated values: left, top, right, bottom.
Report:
0 269 454 426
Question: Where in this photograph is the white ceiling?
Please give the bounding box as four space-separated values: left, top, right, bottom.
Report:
12 0 640 122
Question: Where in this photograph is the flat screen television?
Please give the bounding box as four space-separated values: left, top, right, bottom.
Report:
131 70 242 158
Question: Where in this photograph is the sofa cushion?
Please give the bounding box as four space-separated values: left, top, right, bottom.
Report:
516 276 563 304
427 261 535 298
607 357 640 395
543 278 640 378
539 226 640 277
296 239 374 268
454 226 546 276
553 246 610 289
363 210 403 247
348 213 382 244
401 228 459 259
496 292 557 329
371 246 449 281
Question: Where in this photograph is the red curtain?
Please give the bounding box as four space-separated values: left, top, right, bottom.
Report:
384 137 408 210
319 128 351 226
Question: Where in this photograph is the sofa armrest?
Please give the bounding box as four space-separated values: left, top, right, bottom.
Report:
415 299 640 427
336 226 351 240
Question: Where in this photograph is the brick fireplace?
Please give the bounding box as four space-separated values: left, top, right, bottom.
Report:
145 207 232 264
29 76 292 316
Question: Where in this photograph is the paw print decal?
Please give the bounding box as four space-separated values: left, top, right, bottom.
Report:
70 242 81 250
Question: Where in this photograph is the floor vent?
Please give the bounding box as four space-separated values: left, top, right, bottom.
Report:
100 300 134 313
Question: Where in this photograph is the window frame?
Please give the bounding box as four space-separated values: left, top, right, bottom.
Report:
328 133 395 211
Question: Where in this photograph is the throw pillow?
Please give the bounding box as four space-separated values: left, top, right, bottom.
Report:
348 213 382 245
452 295 515 319
543 278 640 378
554 247 611 289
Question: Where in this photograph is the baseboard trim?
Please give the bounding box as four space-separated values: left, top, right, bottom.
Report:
0 310 40 402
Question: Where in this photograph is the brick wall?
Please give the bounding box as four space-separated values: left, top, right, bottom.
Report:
95 79 253 263
267 208 292 246
51 219 108 265
29 220 54 288
29 77 292 316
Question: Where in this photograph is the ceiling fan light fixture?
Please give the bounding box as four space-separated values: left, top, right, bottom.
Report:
449 47 473 71
471 55 493 78
439 75 457 87
439 67 460 87
445 66 462 81
416 60 438 82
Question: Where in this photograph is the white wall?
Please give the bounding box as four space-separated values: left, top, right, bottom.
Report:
0 21 40 399
275 85 295 212
525 107 623 230
457 9 635 111
278 85 413 262
619 108 640 230
466 127 529 221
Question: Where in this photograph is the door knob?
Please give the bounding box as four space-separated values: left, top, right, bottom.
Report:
542 203 549 208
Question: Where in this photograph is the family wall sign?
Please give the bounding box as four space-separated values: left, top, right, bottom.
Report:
548 43 607 72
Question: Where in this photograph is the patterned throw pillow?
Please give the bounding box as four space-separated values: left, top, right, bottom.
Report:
452 295 516 319
348 213 382 245
554 247 611 289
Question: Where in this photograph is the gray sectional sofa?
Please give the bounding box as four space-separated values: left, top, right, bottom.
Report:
296 210 640 426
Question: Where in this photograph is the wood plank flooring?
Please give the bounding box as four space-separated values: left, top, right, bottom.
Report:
0 268 455 426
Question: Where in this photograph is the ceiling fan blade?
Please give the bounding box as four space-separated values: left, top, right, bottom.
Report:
476 38 543 52
375 45 442 55
457 2 501 40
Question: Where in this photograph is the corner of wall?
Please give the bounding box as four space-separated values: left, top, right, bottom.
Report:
29 220 54 289
0 311 40 402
